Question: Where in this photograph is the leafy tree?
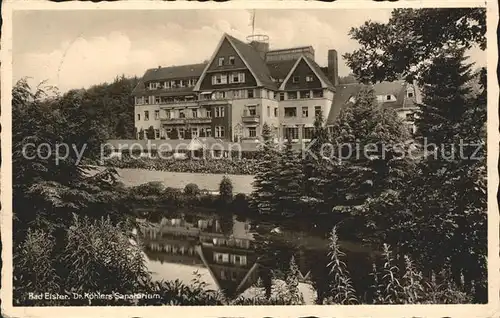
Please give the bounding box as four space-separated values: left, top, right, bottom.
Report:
338 74 358 84
219 176 233 204
138 128 145 140
344 8 486 83
184 183 200 196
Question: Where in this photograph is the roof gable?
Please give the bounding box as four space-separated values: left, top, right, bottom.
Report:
194 34 277 91
279 55 334 90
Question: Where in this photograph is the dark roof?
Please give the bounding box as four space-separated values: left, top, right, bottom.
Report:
132 63 206 96
144 63 206 82
304 56 334 90
226 35 277 90
266 59 298 81
326 83 363 125
373 80 407 110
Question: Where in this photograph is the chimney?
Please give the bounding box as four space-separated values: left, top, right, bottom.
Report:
247 34 270 60
250 41 269 60
328 50 339 86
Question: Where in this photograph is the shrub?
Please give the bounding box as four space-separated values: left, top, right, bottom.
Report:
130 181 165 197
184 183 200 196
219 176 233 203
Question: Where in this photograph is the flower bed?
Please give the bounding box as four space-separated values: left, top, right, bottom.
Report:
103 157 259 175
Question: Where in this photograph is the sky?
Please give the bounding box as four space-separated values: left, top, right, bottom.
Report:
13 9 486 93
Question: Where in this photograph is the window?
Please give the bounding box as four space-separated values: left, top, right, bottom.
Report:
284 107 297 118
386 95 392 101
245 106 257 116
164 81 170 89
248 127 256 138
178 128 185 138
206 128 212 137
292 76 300 83
247 89 254 98
407 91 414 98
284 127 299 140
148 82 158 90
191 127 198 138
304 127 314 140
267 106 270 117
279 93 285 101
313 90 323 98
215 106 225 118
214 91 226 99
233 90 241 98
274 107 278 117
212 74 228 85
306 75 314 82
179 110 185 118
288 91 297 99
155 110 160 120
229 72 245 84
229 56 235 65
218 57 224 66
215 126 225 138
192 109 198 118
269 91 275 99
137 114 141 121
315 106 322 117
144 111 149 121
154 129 160 139
301 91 311 99
206 109 212 118
302 107 309 117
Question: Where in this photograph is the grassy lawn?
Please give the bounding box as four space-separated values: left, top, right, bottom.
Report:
90 166 255 194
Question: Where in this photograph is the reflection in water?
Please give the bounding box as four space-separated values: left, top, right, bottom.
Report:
139 213 259 298
138 212 375 303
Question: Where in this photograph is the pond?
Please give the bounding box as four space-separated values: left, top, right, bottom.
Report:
136 209 378 304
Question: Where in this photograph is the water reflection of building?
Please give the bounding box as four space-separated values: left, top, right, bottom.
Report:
140 215 258 297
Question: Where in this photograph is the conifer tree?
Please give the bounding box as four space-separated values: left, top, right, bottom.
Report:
416 47 474 146
274 138 304 217
302 111 331 208
251 123 279 214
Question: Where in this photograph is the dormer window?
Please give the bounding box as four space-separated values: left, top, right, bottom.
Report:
407 86 415 98
149 82 158 90
229 56 235 65
386 95 392 101
218 57 224 66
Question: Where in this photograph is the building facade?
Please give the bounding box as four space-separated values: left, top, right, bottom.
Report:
133 33 418 142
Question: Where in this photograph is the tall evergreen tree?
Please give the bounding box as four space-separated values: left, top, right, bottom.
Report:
302 111 331 206
274 138 305 217
251 123 279 214
416 47 474 146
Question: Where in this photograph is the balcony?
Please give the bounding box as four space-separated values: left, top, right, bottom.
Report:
242 109 260 123
199 99 231 106
161 117 212 125
158 101 198 108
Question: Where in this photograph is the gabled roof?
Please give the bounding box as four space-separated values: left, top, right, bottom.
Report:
193 34 277 91
266 59 298 81
326 83 363 125
279 55 334 90
373 80 409 110
225 35 277 89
